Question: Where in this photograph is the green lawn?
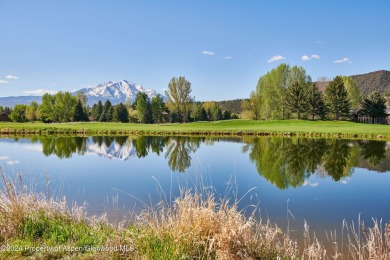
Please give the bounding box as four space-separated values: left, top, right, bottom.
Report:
0 120 389 138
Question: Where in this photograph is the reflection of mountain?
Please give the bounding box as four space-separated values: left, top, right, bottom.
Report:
86 137 135 161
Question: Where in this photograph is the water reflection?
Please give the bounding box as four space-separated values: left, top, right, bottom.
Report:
5 136 390 187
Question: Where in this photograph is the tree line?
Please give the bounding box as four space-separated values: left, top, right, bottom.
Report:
5 76 236 123
244 63 388 123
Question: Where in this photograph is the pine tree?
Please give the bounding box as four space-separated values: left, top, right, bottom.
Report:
73 100 87 121
99 100 113 122
307 84 327 120
324 76 351 120
361 91 387 124
113 102 129 123
151 94 165 123
92 101 103 121
285 82 308 119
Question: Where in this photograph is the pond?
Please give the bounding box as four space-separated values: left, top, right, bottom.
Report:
0 135 389 242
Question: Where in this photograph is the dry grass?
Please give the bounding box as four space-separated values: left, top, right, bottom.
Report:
0 169 389 259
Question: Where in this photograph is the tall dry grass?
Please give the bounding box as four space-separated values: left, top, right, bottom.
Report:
0 168 389 259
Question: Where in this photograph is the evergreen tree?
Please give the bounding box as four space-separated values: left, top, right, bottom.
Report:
223 110 231 120
307 84 327 120
361 91 387 124
145 100 153 124
135 92 148 123
151 94 165 123
99 100 113 122
73 100 87 121
113 102 129 123
285 82 308 119
324 76 351 120
91 101 103 121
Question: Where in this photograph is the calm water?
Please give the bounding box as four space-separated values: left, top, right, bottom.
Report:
0 136 389 239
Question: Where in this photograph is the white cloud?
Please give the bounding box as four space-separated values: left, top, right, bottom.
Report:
5 75 18 79
223 56 233 60
0 80 9 84
6 160 19 165
267 55 286 63
201 50 214 56
0 156 10 160
22 89 58 95
334 57 350 63
301 54 320 61
316 40 324 44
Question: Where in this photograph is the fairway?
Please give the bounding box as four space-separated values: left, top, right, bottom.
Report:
0 120 389 139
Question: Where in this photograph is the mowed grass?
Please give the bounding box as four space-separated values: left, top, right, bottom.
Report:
0 119 389 135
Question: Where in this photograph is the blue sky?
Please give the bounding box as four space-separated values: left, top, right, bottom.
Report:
0 0 389 100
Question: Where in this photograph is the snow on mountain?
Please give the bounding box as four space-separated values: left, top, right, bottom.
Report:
86 137 136 161
74 80 165 106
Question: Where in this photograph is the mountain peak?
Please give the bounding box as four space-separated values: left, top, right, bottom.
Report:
73 80 165 106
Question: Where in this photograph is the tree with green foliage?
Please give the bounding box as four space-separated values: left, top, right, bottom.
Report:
91 101 103 121
25 101 39 122
255 64 311 119
361 91 387 124
222 110 231 120
39 93 56 122
306 84 327 120
190 103 203 122
151 94 165 123
145 100 153 124
0 106 3 112
249 91 261 120
135 92 148 123
165 76 193 123
210 105 222 121
324 76 351 120
54 91 77 122
342 76 361 110
73 100 88 121
9 104 27 122
113 102 129 123
285 81 308 119
99 100 113 122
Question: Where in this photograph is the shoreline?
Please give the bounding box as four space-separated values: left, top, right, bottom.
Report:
1 120 390 141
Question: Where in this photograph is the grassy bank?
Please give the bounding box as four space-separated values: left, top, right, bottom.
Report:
0 120 390 140
1 172 389 259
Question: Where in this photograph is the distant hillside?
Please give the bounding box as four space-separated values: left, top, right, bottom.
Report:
216 99 246 114
351 70 390 95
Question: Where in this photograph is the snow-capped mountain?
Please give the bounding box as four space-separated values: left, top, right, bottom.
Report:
0 80 165 107
74 80 165 106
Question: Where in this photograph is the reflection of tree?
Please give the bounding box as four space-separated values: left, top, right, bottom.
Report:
41 137 87 158
165 137 200 172
359 140 386 166
243 138 359 189
322 139 354 181
243 138 303 189
306 139 327 173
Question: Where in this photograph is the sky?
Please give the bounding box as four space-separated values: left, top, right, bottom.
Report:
0 0 389 100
